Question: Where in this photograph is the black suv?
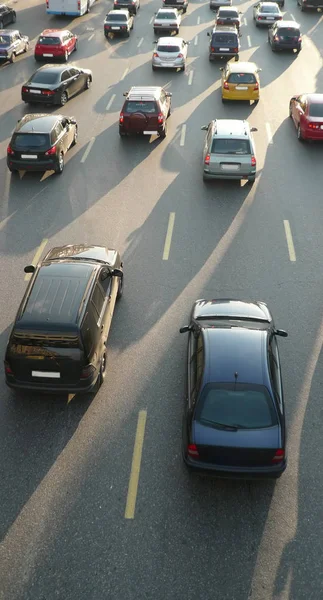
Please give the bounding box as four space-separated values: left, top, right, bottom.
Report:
207 26 240 61
0 4 16 28
268 20 302 51
4 245 124 395
119 86 172 138
113 0 140 15
7 113 78 174
162 0 188 13
0 29 29 62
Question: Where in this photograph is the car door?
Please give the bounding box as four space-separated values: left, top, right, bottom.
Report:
61 117 74 150
292 95 306 127
268 336 284 418
13 32 23 54
67 67 83 95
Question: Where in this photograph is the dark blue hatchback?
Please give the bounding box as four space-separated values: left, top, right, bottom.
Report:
180 299 288 479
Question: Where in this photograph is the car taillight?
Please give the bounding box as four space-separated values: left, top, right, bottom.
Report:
187 444 199 458
157 112 164 124
77 0 81 9
153 52 159 57
277 15 282 19
251 155 256 167
233 47 238 52
45 145 57 156
7 145 14 155
4 361 13 375
223 81 229 89
204 154 210 165
308 123 321 129
119 112 124 124
178 53 184 58
41 89 55 96
46 0 49 6
81 364 96 379
298 36 302 41
217 19 224 24
211 47 215 52
253 82 259 90
274 35 279 41
22 86 28 93
272 449 284 462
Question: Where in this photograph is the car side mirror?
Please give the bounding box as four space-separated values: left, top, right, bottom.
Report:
180 325 191 333
250 127 258 132
112 268 123 278
291 96 298 101
201 125 208 130
207 32 210 36
123 91 128 96
219 67 224 71
275 329 288 338
166 92 172 97
257 68 262 72
100 269 110 281
24 265 35 274
69 118 77 125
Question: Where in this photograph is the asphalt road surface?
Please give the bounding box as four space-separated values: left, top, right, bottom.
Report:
1 0 323 598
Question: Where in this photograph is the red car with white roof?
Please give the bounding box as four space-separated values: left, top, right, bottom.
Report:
34 29 78 62
289 93 323 141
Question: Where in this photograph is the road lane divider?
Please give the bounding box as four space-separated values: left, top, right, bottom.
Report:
149 16 154 24
25 239 48 281
180 123 186 147
88 33 94 41
243 17 247 25
194 35 198 46
290 13 295 19
137 37 144 47
121 67 129 81
247 35 251 48
106 94 116 111
265 122 273 144
125 410 147 520
81 137 95 163
188 70 194 85
197 15 201 24
283 220 296 262
162 212 175 260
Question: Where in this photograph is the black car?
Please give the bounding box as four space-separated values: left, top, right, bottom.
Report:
268 20 302 52
7 113 78 174
207 26 240 61
21 64 92 107
113 0 140 15
0 29 29 62
0 4 16 28
180 299 288 478
162 0 188 14
4 245 124 395
298 0 323 10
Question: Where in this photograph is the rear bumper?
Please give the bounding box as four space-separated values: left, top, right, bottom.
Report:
152 58 185 68
272 42 301 50
184 454 286 478
46 10 81 15
162 2 188 7
203 169 256 180
154 25 179 31
256 19 279 26
34 52 65 60
119 125 164 135
7 157 57 171
302 130 323 141
222 90 259 101
209 52 239 60
22 92 58 104
5 374 97 394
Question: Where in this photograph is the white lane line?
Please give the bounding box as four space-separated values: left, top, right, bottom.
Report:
194 34 198 46
149 16 154 24
88 33 94 41
197 15 201 24
283 220 296 262
137 37 144 47
243 17 247 25
106 93 116 111
81 137 95 163
290 13 295 19
266 122 273 144
162 213 176 260
25 239 48 281
121 67 129 80
180 124 186 146
247 35 251 47
188 70 194 85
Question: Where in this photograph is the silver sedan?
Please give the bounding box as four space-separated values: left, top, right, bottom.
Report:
253 2 282 26
152 37 189 71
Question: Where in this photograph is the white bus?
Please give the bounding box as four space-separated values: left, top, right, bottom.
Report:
46 0 97 16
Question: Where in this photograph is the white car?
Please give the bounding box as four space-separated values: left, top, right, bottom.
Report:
152 36 189 70
253 2 282 26
153 8 181 35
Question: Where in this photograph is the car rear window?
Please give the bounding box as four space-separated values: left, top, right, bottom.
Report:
38 36 61 45
196 383 278 429
124 100 157 113
211 138 251 154
262 5 278 11
13 133 50 149
213 33 237 44
10 334 81 350
218 10 238 16
157 11 176 18
30 71 59 84
228 72 256 83
308 103 323 117
278 27 299 36
0 35 10 44
157 44 180 52
107 12 127 19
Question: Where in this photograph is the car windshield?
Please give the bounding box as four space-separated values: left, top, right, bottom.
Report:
38 36 61 45
157 44 180 52
262 5 278 11
214 34 237 43
0 35 10 44
124 100 157 113
278 27 299 36
219 10 238 16
211 138 251 154
228 72 256 83
30 71 59 84
157 12 176 18
11 334 80 349
13 133 50 149
196 383 278 429
107 12 127 19
309 102 323 117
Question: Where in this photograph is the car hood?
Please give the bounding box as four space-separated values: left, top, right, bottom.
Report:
44 245 118 267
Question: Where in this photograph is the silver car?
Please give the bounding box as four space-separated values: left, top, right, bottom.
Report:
201 119 258 183
152 36 189 71
0 29 29 63
153 8 181 35
253 2 282 26
210 0 232 9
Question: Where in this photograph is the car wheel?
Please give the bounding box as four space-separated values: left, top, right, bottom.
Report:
126 30 130 37
183 6 187 12
175 28 179 34
271 45 276 52
96 351 107 390
297 125 304 141
159 122 167 139
152 64 157 71
24 43 29 53
296 45 301 53
167 105 171 117
9 53 15 63
133 7 137 14
8 166 17 174
60 91 68 106
300 3 305 9
254 99 259 105
74 40 78 51
116 275 123 300
87 0 91 12
72 125 78 146
85 76 91 89
64 50 68 61
55 152 64 174
12 13 16 23
34 55 41 62
234 54 239 61
289 103 293 117
119 129 126 137
255 21 259 26
248 176 256 184
0 21 3 28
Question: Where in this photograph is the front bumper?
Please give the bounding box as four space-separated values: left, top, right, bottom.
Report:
184 453 286 478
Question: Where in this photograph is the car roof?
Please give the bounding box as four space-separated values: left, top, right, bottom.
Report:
40 29 71 37
16 262 96 333
107 9 129 15
157 36 183 44
32 64 67 74
125 86 164 100
211 119 251 137
193 299 272 322
227 61 258 73
203 327 270 386
15 114 63 133
276 20 300 27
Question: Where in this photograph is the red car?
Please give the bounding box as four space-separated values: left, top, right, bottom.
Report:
289 93 323 141
34 29 78 62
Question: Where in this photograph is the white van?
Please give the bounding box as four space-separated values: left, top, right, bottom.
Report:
46 0 97 16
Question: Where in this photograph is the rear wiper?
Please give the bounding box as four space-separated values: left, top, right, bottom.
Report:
200 419 238 431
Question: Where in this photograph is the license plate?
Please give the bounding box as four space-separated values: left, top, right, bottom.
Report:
111 26 120 29
236 86 248 90
143 130 158 135
162 62 174 66
30 89 41 94
221 164 239 171
219 47 229 51
32 371 60 378
43 53 53 57
21 154 37 159
266 16 274 19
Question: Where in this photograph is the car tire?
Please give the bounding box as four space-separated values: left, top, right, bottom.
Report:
12 13 16 23
9 53 15 63
271 45 276 52
94 351 107 392
297 125 304 141
300 3 305 9
248 176 256 184
87 0 91 13
24 43 29 53
183 6 187 12
289 103 293 117
85 76 91 89
296 45 301 53
55 152 64 174
175 28 179 34
254 99 259 105
72 125 78 146
133 7 137 14
152 64 157 71
34 55 41 62
159 122 167 139
119 129 126 137
234 54 239 61
180 64 185 71
0 21 3 28
116 275 123 300
64 50 68 61
8 166 17 174
60 91 68 106
255 21 259 27
126 30 130 37
222 97 228 103
74 40 78 51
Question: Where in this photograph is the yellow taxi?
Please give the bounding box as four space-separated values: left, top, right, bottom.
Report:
220 61 262 104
